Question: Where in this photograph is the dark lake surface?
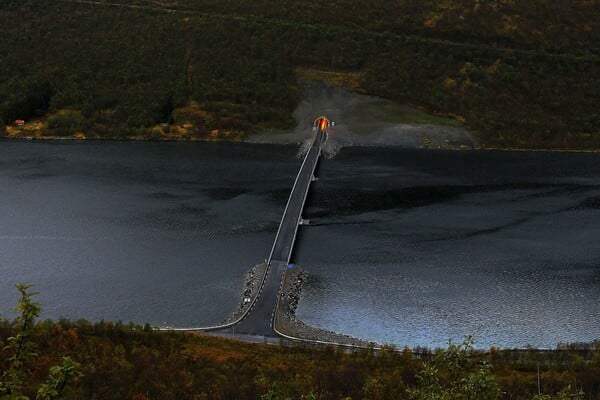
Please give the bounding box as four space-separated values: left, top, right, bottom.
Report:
0 140 598 349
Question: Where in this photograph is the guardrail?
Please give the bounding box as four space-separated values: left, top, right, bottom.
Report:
159 261 272 332
158 129 325 333
267 130 323 264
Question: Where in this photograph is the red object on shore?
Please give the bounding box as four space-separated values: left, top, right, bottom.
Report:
15 119 25 126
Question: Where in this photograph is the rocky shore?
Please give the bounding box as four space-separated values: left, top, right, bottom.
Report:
222 263 374 347
275 266 374 348
221 263 268 325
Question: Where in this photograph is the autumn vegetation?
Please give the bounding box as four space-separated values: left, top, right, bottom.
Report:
0 0 598 149
1 285 599 399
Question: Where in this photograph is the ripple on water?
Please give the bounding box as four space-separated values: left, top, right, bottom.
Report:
0 141 598 348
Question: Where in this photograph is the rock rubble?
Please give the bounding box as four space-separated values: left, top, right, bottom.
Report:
221 263 267 325
275 266 374 348
222 263 377 348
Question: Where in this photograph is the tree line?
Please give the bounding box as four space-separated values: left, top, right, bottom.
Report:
0 0 598 148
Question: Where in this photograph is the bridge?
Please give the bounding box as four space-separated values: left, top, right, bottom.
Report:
188 117 330 339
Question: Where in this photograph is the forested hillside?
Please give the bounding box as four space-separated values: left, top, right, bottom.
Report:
0 0 598 149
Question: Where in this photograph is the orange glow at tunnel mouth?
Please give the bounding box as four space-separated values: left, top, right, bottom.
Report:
316 117 329 131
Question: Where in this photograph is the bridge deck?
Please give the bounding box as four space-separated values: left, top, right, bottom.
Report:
269 129 325 264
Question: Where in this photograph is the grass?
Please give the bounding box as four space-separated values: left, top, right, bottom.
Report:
365 101 464 127
295 67 364 93
295 68 464 129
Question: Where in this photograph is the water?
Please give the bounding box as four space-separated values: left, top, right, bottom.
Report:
0 141 297 327
1 140 598 348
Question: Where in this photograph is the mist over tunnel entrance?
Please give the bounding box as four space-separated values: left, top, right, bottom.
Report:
246 82 479 152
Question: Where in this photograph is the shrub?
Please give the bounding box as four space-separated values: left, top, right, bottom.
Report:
46 109 88 136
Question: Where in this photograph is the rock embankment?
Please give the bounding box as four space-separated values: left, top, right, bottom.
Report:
275 266 374 348
221 263 267 325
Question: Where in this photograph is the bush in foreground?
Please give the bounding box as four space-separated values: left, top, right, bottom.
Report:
0 285 598 399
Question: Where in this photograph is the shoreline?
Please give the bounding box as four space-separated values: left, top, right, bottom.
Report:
210 263 600 351
3 80 597 152
1 134 598 153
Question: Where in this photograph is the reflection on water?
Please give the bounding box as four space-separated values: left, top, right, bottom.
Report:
0 141 297 327
295 148 600 348
0 140 598 348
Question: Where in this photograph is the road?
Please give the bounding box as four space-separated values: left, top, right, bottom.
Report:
269 128 325 265
206 127 326 337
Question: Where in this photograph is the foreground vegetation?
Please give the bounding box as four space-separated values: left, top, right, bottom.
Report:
1 285 599 399
0 0 598 149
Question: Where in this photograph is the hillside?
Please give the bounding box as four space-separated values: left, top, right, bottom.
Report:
0 0 598 149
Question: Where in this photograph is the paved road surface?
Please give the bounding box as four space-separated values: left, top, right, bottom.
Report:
208 128 326 336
